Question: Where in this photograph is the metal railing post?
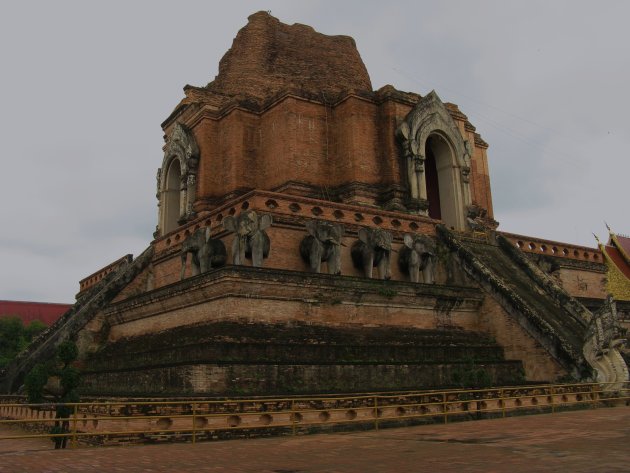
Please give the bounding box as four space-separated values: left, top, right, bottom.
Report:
192 402 197 444
291 400 296 436
443 392 447 424
71 403 78 448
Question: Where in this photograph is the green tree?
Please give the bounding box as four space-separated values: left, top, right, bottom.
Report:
24 341 81 449
25 319 47 341
0 317 47 368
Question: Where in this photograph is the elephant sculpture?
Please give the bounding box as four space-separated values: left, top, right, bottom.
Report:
299 221 345 274
180 227 227 280
351 227 393 279
399 234 436 284
223 210 272 267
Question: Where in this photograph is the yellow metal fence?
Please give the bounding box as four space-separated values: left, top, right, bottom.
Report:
1 382 628 447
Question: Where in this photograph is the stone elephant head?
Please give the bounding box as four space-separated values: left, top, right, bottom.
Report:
180 227 227 280
399 233 436 284
223 210 272 267
351 227 393 280
299 220 345 275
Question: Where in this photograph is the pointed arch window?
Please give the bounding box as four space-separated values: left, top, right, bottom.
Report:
156 122 200 236
396 91 473 230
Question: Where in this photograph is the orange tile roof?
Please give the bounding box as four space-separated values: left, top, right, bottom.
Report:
604 246 630 280
0 300 71 326
614 234 630 262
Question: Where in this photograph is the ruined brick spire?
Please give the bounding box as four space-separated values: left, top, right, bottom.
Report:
206 11 373 101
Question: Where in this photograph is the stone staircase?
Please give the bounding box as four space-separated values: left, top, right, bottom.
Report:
437 225 594 379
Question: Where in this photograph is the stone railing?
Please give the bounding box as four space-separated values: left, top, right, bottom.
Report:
78 254 133 295
1 382 628 446
501 232 602 263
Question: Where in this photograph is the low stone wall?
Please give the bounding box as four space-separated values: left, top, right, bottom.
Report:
3 383 624 446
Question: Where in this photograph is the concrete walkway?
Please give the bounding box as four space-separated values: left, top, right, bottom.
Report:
1 407 629 472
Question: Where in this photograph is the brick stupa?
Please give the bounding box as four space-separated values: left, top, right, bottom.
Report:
2 12 627 396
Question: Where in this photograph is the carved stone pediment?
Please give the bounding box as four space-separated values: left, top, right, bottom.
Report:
396 91 472 229
162 122 199 175
397 91 467 169
156 122 201 235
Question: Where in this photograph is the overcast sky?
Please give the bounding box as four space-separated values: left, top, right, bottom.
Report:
1 0 628 303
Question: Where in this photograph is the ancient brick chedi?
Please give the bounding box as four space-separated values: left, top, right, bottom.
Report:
156 11 493 233
2 12 627 396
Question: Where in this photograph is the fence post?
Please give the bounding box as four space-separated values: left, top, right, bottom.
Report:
291 400 296 436
443 392 449 424
500 389 505 418
71 403 78 448
551 385 555 414
374 396 379 431
192 402 197 444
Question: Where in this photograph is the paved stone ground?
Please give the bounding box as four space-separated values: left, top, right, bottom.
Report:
1 407 629 472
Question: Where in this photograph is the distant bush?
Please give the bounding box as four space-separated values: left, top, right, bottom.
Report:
0 317 47 368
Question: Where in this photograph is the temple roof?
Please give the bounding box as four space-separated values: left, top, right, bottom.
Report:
604 245 630 280
206 11 372 102
599 228 630 301
610 233 630 260
608 233 630 275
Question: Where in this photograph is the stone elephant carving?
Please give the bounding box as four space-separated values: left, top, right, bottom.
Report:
351 227 393 280
299 221 345 275
223 210 272 267
180 227 227 280
398 234 436 284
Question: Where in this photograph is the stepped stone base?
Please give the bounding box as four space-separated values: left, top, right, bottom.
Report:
80 361 524 397
81 321 523 396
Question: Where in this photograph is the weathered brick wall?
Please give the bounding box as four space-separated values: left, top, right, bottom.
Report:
186 94 492 215
106 271 482 342
100 262 567 385
160 12 495 219
556 267 607 299
207 11 372 101
475 295 565 381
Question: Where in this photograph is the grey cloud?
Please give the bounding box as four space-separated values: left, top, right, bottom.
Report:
1 0 628 302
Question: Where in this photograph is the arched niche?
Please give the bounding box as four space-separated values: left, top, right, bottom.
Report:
425 133 461 229
163 158 182 234
396 91 472 230
156 122 200 236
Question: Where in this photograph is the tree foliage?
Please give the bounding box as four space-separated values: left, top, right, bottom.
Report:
24 340 81 449
0 317 47 368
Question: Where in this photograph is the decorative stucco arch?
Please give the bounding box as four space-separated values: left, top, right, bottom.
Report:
396 91 472 230
156 122 200 236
